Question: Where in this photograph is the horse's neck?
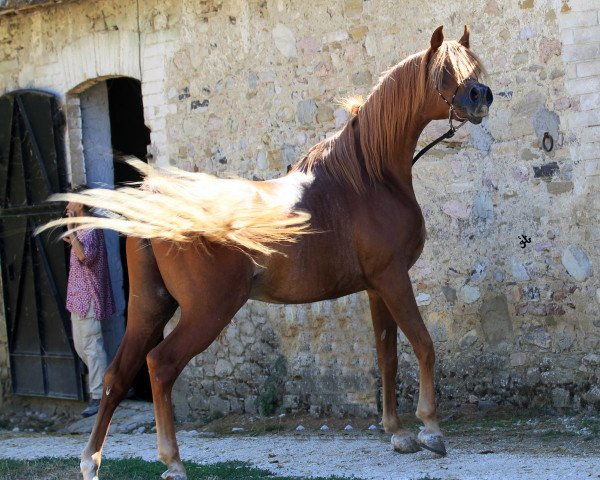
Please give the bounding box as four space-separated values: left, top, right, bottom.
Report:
367 118 428 192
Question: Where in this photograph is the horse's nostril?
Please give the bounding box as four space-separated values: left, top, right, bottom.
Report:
470 87 479 102
486 87 494 106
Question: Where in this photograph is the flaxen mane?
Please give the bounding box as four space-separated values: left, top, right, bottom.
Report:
293 40 484 192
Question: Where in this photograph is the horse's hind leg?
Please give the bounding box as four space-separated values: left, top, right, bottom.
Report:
146 241 253 480
370 266 446 456
80 238 177 480
368 291 421 453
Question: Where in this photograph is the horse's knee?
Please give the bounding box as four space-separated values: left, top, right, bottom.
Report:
101 366 128 402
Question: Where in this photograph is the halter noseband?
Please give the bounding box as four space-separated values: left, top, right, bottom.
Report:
412 78 469 166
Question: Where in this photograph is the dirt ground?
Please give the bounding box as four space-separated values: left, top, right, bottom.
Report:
0 404 599 479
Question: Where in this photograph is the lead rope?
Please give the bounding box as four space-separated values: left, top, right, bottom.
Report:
412 117 467 165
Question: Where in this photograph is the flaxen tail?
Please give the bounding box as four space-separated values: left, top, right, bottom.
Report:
36 160 311 256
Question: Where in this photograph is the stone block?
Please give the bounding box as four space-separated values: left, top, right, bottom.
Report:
571 25 600 43
297 99 317 124
532 108 560 146
479 295 513 346
442 200 471 219
215 359 233 377
582 353 600 367
551 388 571 408
473 190 494 219
511 258 530 281
208 395 230 415
584 386 600 405
522 328 551 349
352 70 372 86
562 245 593 281
316 105 334 123
459 285 481 304
416 292 431 306
244 395 258 414
442 286 457 304
547 181 573 194
533 161 559 179
510 352 528 367
343 0 363 16
469 123 494 153
459 330 478 349
283 394 300 410
272 23 297 58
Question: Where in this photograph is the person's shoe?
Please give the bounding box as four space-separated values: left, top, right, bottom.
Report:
81 398 100 418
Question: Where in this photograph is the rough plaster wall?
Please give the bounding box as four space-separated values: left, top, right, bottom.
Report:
0 0 599 416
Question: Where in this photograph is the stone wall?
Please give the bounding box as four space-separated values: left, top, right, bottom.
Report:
0 0 599 416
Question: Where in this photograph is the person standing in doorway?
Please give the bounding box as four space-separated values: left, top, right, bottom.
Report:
64 192 115 417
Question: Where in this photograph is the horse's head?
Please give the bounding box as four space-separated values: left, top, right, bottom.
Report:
425 25 493 125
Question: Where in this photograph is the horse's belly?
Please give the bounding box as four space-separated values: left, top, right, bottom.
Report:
249 282 363 304
248 256 365 304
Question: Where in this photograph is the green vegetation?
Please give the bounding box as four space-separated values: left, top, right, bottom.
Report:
0 458 356 480
257 355 287 416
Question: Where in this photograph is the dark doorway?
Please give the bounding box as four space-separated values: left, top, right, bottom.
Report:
106 78 150 186
106 78 154 401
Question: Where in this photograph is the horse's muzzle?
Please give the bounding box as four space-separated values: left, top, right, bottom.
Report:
461 81 493 124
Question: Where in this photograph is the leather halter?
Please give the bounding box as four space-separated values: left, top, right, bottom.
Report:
412 81 468 166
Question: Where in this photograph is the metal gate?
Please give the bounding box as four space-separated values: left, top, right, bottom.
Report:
0 90 84 400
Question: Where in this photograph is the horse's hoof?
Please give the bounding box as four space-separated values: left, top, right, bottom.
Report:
417 430 447 456
80 458 99 480
391 432 422 453
161 470 187 480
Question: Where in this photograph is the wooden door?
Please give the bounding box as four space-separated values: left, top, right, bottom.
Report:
0 90 84 400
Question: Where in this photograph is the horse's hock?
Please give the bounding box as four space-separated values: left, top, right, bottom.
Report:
1 0 600 418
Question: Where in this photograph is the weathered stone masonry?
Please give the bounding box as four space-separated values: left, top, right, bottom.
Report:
0 0 599 417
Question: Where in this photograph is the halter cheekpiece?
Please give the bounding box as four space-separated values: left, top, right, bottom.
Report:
412 78 469 165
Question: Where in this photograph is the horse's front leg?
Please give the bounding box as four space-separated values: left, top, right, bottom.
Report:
368 291 421 453
370 266 446 455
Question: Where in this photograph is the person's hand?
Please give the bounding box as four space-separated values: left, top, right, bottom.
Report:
63 234 73 245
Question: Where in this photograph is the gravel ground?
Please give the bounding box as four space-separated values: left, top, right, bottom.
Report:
1 405 599 479
0 430 599 480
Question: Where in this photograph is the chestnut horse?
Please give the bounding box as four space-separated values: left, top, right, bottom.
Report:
43 25 492 480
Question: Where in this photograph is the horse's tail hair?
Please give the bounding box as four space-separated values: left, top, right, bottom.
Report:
35 159 312 256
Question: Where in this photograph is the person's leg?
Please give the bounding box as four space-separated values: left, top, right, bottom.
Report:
71 312 86 364
80 301 107 400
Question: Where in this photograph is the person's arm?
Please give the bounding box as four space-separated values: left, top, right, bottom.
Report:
66 224 100 265
64 211 89 263
69 233 87 263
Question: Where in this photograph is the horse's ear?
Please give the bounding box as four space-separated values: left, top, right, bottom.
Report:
430 25 444 51
459 25 470 48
